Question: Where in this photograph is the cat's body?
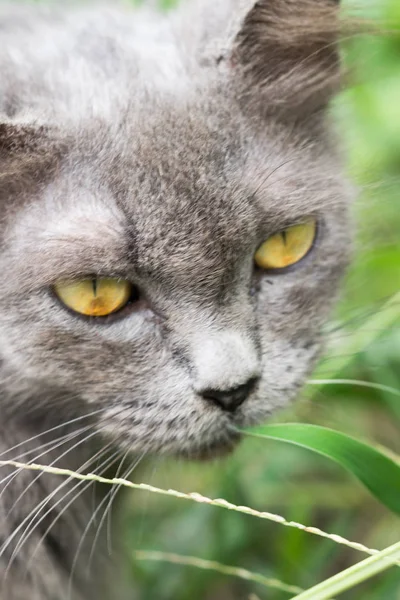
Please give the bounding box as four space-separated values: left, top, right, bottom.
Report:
0 0 351 598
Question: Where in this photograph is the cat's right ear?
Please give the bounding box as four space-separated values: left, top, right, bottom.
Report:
225 0 343 116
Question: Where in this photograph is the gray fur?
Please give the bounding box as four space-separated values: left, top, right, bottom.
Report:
0 0 351 598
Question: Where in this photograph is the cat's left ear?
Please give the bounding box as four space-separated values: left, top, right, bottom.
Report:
227 0 342 115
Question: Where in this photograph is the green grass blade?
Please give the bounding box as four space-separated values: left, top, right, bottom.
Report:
135 551 304 595
243 424 400 516
289 540 400 600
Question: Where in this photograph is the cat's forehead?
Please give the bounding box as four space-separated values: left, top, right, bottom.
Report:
61 98 259 251
69 98 338 235
68 92 330 228
50 125 258 280
10 92 345 288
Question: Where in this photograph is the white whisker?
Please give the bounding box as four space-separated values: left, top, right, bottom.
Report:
22 444 120 580
0 430 102 567
0 409 105 460
0 426 93 509
4 428 99 524
67 450 128 600
89 449 146 573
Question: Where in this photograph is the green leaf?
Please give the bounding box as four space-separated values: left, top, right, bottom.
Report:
243 424 400 516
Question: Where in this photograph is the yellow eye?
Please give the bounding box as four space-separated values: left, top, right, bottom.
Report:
254 220 317 270
54 278 132 317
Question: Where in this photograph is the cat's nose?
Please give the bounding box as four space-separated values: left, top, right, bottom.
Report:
200 377 258 412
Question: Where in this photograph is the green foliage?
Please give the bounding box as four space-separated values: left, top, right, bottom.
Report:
244 423 400 516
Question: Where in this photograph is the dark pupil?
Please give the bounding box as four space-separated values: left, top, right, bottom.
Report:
92 279 98 296
281 231 287 245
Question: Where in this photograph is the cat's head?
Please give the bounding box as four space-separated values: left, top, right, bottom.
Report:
0 0 351 458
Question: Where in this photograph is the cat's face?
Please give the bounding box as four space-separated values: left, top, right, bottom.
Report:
0 0 351 457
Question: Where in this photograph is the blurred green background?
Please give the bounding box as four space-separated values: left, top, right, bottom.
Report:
124 1 400 599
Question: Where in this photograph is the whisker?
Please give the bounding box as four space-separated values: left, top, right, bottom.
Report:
7 429 88 463
22 444 120 581
4 428 99 523
0 426 93 505
89 449 146 572
133 453 161 551
106 448 132 556
67 450 129 599
0 430 76 489
0 409 105 460
0 430 102 565
4 445 116 587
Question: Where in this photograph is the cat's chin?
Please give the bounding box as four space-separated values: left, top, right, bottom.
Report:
179 431 242 462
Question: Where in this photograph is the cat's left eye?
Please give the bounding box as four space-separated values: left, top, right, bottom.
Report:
254 220 317 271
54 277 133 317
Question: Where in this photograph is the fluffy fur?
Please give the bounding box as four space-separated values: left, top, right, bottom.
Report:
0 0 352 598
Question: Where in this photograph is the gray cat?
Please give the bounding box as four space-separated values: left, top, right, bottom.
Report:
0 0 352 598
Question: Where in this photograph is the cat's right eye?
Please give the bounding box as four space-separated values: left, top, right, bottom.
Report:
54 277 134 317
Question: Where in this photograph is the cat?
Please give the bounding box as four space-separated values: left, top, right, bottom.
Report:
0 0 352 598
